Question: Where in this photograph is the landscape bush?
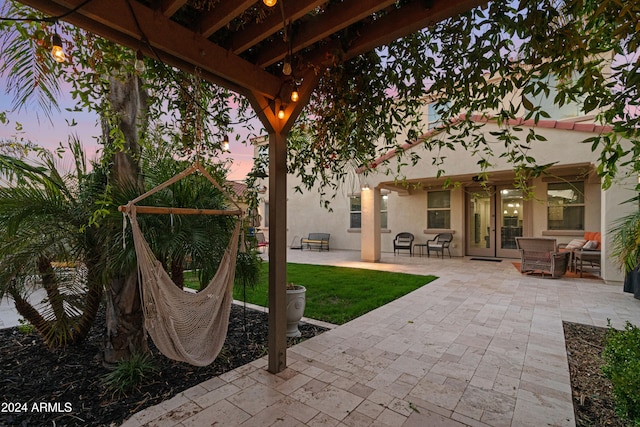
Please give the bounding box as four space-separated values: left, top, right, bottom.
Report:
602 321 640 425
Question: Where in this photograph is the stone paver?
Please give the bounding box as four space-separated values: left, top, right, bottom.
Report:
5 249 640 426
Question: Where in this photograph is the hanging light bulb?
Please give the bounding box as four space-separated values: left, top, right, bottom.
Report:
222 134 230 152
263 0 277 6
277 106 285 120
290 84 299 102
134 50 145 73
51 33 66 63
282 58 292 76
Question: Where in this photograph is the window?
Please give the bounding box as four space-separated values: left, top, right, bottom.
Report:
350 196 362 228
427 102 450 130
427 190 451 229
547 182 584 230
350 195 388 229
380 194 388 229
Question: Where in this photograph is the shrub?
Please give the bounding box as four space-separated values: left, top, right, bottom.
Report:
103 352 158 396
16 318 34 334
602 321 640 424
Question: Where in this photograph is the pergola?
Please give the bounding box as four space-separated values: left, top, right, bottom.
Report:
19 0 486 373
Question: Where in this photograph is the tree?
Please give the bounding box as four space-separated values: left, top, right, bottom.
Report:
0 138 105 347
286 1 640 199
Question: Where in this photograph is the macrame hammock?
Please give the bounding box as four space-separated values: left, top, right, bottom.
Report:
120 162 244 367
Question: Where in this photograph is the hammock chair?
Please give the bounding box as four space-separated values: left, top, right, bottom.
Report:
120 162 244 366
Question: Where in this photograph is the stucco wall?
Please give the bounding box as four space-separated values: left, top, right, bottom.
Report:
253 115 632 283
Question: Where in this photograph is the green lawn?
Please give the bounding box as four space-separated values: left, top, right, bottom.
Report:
186 263 436 325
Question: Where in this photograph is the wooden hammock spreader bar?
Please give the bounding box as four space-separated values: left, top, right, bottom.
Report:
120 160 245 217
118 205 242 216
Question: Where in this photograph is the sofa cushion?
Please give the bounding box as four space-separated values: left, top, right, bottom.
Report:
565 239 587 250
583 240 599 250
584 231 601 245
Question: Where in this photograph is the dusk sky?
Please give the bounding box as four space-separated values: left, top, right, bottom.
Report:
0 80 258 181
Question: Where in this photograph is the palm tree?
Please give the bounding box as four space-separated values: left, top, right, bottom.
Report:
0 137 105 347
609 195 640 300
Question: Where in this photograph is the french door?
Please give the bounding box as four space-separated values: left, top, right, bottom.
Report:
466 186 524 258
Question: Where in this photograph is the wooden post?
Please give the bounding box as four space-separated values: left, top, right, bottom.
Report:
267 131 288 373
248 70 321 374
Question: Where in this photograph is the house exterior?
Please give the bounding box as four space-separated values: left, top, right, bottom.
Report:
251 95 636 284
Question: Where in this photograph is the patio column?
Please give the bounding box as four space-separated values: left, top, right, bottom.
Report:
361 185 381 262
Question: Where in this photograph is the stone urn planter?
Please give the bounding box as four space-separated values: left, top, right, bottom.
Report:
286 284 306 337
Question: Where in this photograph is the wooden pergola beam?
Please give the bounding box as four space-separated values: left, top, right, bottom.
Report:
19 0 283 99
291 0 488 74
229 0 326 55
158 0 187 17
343 0 489 60
198 0 256 39
255 0 397 68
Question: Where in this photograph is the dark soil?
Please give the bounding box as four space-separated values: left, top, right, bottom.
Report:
0 304 326 427
0 309 628 427
563 321 631 427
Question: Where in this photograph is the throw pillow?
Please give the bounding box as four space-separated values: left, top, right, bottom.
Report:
565 239 587 250
583 240 599 250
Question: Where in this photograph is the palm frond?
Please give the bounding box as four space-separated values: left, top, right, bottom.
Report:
0 2 62 121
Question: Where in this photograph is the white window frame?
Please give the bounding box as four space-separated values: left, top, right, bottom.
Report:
349 193 388 229
426 190 451 229
349 196 362 229
547 181 585 231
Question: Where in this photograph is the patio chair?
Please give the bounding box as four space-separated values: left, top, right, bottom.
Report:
427 233 453 258
255 232 268 253
393 232 414 256
515 237 569 278
558 231 601 272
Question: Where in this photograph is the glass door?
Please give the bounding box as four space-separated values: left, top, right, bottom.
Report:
497 187 524 258
467 186 525 258
467 189 495 257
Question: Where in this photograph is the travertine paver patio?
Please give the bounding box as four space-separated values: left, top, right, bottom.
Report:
118 249 640 427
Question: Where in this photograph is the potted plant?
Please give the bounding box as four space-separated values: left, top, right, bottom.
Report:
286 283 306 337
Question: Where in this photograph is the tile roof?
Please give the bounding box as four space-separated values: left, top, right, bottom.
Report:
360 115 613 172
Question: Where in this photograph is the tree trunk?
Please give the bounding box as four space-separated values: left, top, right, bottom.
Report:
71 256 104 344
103 273 147 363
9 287 52 343
37 256 66 322
102 73 149 364
170 257 185 289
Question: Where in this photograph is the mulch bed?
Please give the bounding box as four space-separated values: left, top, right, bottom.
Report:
563 321 630 427
0 306 630 427
0 304 327 427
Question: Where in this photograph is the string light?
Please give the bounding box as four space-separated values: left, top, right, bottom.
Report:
282 57 292 76
222 134 230 151
263 0 277 7
134 50 145 73
51 33 66 63
290 83 299 102
277 106 285 120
